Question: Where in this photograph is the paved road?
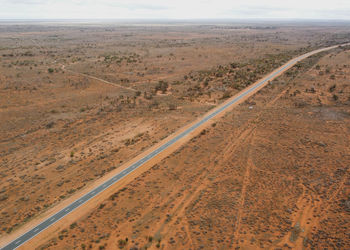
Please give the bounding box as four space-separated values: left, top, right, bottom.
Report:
1 43 348 250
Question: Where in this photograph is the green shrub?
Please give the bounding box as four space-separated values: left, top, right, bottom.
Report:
70 222 77 229
118 238 127 248
155 80 168 93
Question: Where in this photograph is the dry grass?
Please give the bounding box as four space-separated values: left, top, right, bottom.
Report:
0 22 349 249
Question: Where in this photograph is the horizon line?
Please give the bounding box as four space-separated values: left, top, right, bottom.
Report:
1 17 350 21
1 18 350 24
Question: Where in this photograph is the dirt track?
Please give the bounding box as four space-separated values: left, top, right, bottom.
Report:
2 42 349 249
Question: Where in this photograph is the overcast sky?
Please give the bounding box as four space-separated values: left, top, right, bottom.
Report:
0 0 350 20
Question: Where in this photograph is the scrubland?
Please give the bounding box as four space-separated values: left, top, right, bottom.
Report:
0 22 349 249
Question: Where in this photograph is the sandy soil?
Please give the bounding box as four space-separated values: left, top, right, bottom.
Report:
31 45 350 249
29 46 350 250
1 22 350 249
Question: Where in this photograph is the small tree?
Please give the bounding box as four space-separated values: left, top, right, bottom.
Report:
329 84 336 92
221 91 231 99
155 80 168 94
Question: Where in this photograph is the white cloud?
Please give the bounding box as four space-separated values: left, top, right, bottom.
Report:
0 0 349 19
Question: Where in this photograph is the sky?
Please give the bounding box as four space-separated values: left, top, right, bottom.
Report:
0 0 350 20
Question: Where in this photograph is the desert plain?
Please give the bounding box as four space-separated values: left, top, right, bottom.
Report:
0 21 349 249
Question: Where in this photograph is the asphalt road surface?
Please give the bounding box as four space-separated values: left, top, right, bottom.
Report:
1 43 348 250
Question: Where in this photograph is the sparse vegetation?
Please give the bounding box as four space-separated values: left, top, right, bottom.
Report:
155 80 169 94
118 238 128 248
1 21 349 250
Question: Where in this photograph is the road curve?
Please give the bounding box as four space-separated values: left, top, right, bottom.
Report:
1 43 348 250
